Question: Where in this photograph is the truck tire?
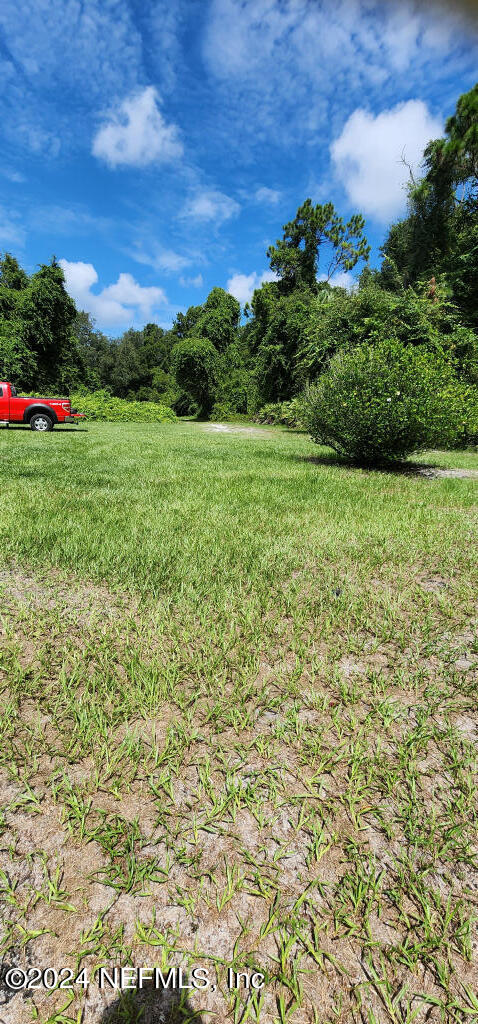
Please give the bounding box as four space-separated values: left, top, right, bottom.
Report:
30 412 54 432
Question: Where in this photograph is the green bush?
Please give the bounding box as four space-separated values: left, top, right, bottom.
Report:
297 282 469 383
210 402 250 422
255 397 307 428
302 340 476 464
71 390 176 423
254 403 282 424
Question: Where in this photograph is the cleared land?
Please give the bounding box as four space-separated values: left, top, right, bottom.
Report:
0 420 477 1024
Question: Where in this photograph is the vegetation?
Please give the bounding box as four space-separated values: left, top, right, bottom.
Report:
0 255 78 392
171 336 221 417
1 42 478 1024
254 397 307 428
266 197 370 294
1 421 477 1023
299 278 478 384
375 84 478 329
71 390 176 422
303 339 476 463
1 85 477 454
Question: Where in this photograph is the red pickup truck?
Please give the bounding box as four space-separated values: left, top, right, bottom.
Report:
0 382 84 431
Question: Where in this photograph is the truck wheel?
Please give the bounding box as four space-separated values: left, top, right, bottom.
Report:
30 413 53 432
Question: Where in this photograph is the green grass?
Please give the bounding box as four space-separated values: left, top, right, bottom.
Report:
0 421 477 1024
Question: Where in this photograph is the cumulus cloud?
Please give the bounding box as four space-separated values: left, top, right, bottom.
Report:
227 270 277 306
181 189 240 224
330 100 443 221
60 259 167 327
92 86 183 168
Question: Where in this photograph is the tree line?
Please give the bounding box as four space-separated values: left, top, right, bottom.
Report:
0 84 476 422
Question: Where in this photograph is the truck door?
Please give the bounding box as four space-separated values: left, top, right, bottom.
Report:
0 385 9 421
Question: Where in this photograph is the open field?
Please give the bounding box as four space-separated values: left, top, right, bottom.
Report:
0 421 477 1024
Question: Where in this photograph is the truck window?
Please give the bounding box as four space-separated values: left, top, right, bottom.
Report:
10 386 17 396
0 387 2 396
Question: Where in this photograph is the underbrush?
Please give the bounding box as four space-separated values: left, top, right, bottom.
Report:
71 389 176 422
254 397 306 428
210 401 251 422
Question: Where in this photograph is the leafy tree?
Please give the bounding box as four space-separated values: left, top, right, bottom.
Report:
0 316 37 384
108 329 149 398
215 342 253 414
141 322 178 376
73 311 113 390
378 83 478 327
267 198 370 295
193 287 240 352
241 198 369 407
436 82 478 191
249 285 315 404
0 255 82 390
0 255 33 383
0 253 28 296
172 337 220 416
16 260 79 389
172 305 203 339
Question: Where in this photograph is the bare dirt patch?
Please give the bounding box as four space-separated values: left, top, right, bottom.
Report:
1 560 478 1023
0 566 139 626
418 466 478 479
204 422 276 437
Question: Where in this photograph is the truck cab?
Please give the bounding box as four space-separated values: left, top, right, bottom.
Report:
0 382 84 430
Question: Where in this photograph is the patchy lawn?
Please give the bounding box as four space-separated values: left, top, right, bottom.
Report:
0 421 477 1023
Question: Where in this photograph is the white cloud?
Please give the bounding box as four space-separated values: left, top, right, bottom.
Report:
227 270 277 306
181 189 240 224
59 259 167 328
202 0 476 153
254 187 281 205
131 243 192 273
92 86 183 169
330 100 443 221
179 273 204 288
204 0 473 85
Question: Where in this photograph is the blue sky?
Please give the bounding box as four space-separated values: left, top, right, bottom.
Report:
1 0 477 335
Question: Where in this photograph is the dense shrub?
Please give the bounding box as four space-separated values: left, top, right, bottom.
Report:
255 397 307 428
210 402 250 422
71 390 176 422
297 283 475 383
302 340 476 464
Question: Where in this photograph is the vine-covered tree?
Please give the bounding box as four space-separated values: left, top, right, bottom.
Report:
378 83 478 328
172 337 220 416
0 254 82 390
